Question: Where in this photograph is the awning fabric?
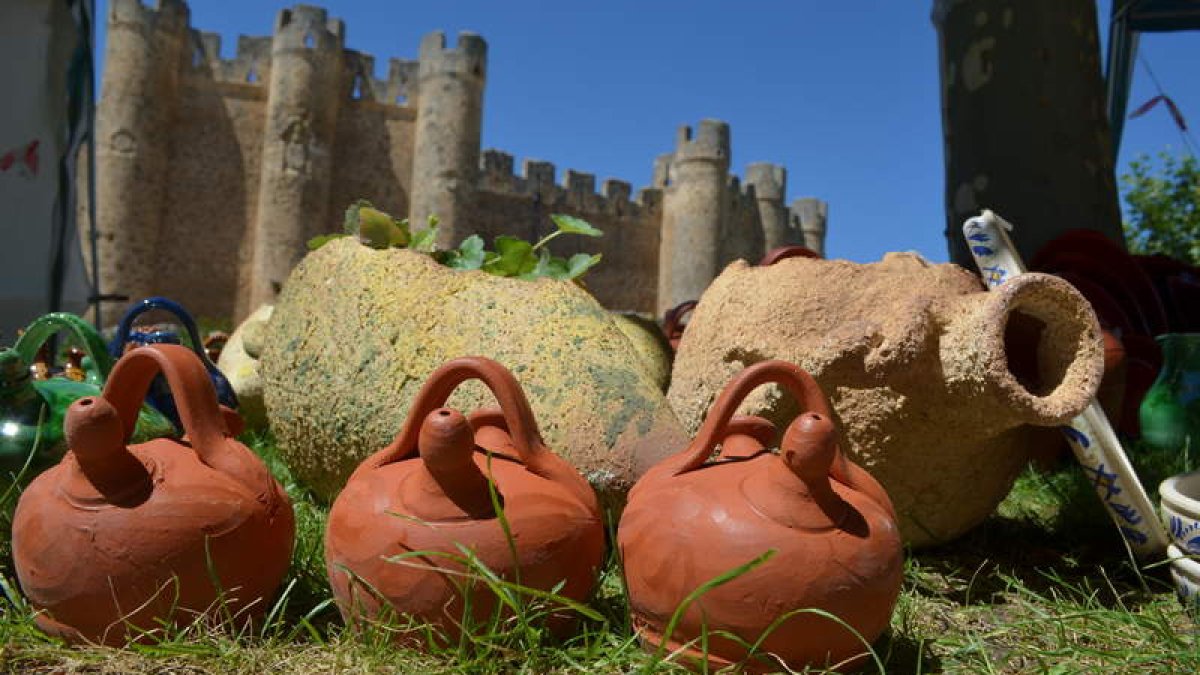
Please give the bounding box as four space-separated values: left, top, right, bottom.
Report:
0 0 95 341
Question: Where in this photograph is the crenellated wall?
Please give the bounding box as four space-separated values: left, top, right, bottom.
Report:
86 1 827 321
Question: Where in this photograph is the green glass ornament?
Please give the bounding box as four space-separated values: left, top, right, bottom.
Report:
1 313 175 483
1140 333 1200 455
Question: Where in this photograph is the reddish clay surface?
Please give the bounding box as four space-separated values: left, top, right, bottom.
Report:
11 344 294 645
662 300 698 351
758 245 821 266
619 360 903 673
325 356 605 644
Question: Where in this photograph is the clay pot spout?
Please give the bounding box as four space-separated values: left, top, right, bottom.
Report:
64 396 151 504
415 408 498 519
940 272 1104 432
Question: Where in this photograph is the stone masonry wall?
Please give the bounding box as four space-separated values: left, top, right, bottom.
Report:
88 1 824 322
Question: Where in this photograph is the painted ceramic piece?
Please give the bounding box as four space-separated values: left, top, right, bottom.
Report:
1140 334 1200 455
110 296 239 429
620 360 902 673
1161 469 1200 556
11 344 294 645
1 313 173 481
758 245 820 266
662 300 697 351
325 356 604 644
1167 545 1200 607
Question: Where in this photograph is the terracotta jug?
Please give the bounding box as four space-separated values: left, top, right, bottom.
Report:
619 360 903 673
325 356 604 643
110 296 239 429
11 344 294 645
663 300 698 351
758 244 821 266
1 313 174 482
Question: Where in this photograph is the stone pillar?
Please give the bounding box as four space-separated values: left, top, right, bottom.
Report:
745 163 791 251
91 0 189 321
409 31 487 247
242 6 345 315
657 120 730 315
792 198 828 256
934 0 1124 268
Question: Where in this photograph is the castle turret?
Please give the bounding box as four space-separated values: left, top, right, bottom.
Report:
92 0 190 320
657 120 730 315
241 6 346 315
744 163 791 251
409 31 487 247
791 197 828 257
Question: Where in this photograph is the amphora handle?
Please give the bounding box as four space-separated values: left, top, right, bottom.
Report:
373 356 547 470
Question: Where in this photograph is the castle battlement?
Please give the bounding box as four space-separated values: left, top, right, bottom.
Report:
418 31 487 81
672 119 731 165
744 162 786 201
110 0 189 28
477 150 656 217
273 5 344 51
189 32 272 84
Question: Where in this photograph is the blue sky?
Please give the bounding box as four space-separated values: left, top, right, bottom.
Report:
93 1 1197 263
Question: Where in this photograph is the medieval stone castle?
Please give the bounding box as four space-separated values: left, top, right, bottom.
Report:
89 0 827 321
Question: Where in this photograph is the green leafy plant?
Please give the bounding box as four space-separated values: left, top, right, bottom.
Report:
1121 150 1200 265
308 203 603 282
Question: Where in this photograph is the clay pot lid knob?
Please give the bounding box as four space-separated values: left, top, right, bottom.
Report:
418 407 497 518
65 396 151 503
764 411 849 530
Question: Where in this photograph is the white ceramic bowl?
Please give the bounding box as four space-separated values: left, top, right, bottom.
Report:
1167 545 1200 605
1160 470 1200 555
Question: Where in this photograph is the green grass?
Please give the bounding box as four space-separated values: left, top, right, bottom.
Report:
1 435 1198 674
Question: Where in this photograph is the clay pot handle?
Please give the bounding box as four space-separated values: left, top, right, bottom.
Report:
109 296 214 367
758 245 820 266
373 356 547 469
676 360 835 475
14 312 113 382
663 301 698 344
102 344 229 460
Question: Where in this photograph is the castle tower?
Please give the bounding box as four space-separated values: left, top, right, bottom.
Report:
241 6 346 315
92 0 190 320
409 32 487 247
744 163 791 252
657 120 730 315
791 197 828 257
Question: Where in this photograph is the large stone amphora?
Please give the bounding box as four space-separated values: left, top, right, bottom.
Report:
669 253 1104 546
325 356 605 644
620 360 903 673
11 344 294 645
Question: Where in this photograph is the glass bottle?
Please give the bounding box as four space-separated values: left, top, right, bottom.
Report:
1140 333 1200 455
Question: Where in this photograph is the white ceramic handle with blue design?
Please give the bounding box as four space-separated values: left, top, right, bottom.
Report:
963 210 1168 558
